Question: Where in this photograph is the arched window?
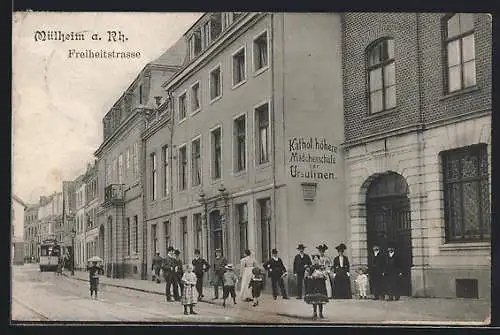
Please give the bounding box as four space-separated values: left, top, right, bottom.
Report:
444 13 476 93
367 38 396 114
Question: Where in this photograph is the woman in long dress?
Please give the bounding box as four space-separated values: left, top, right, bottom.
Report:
304 254 329 320
332 243 352 299
316 244 333 298
239 249 257 302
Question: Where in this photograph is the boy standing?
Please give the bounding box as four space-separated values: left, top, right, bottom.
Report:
355 268 369 299
222 264 238 307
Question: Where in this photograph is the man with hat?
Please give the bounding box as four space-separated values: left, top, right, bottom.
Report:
173 249 184 296
385 243 403 301
263 248 289 300
212 248 227 300
293 244 312 299
162 246 180 302
332 243 352 299
368 244 386 300
192 249 210 301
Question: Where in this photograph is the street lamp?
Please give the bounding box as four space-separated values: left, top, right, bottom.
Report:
71 228 76 276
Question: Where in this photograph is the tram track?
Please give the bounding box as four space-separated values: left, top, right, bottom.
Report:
12 296 51 321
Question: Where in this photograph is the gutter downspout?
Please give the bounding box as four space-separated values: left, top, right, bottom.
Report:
270 13 278 258
141 111 148 280
416 13 427 297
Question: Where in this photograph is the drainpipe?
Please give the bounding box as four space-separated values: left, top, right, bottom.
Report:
269 13 278 255
141 109 148 280
416 13 427 297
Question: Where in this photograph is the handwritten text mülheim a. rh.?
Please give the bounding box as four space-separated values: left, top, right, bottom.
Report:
34 30 129 43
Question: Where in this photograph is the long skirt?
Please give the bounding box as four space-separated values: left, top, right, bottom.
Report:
333 270 352 299
182 284 196 305
326 271 333 298
304 278 329 305
90 278 99 291
239 267 253 300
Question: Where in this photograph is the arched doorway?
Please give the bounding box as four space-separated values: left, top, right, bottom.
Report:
366 172 412 296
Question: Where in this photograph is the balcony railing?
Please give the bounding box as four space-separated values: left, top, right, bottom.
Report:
104 184 125 204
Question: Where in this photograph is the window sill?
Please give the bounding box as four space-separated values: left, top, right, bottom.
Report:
365 107 397 120
210 177 223 186
439 241 490 252
232 79 247 90
255 162 272 171
253 65 269 77
439 86 480 101
190 109 202 117
209 95 222 105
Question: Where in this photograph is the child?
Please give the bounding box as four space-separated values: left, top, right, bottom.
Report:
87 261 104 299
248 267 264 307
222 264 238 307
181 264 198 315
355 268 369 299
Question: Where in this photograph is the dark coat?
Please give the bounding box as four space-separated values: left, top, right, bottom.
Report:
174 258 183 277
368 251 386 296
162 255 177 279
263 257 287 279
213 256 227 276
293 253 312 275
152 255 163 270
385 253 403 297
192 257 210 276
332 255 352 299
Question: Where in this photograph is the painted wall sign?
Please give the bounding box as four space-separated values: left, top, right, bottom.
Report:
288 137 338 181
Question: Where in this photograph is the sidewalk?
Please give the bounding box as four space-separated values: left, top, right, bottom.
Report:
63 270 490 324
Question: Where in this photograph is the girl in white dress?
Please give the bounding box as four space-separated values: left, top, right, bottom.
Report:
239 249 257 302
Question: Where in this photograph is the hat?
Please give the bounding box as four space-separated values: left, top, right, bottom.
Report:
174 249 180 255
194 249 200 255
225 264 234 270
311 254 320 260
335 243 347 252
297 244 306 250
167 246 175 252
271 248 278 254
316 244 328 252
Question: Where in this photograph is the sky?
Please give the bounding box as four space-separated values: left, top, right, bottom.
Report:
12 12 202 205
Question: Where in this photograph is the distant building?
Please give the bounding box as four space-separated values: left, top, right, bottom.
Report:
75 175 87 269
12 195 27 265
83 162 100 264
23 204 39 262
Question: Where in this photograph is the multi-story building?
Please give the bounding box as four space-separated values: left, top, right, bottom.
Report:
75 175 87 269
12 195 27 265
94 38 186 279
23 204 39 262
38 192 63 244
342 13 491 298
83 162 100 262
61 181 77 256
144 12 346 294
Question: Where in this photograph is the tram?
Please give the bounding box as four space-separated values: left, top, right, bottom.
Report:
39 239 61 272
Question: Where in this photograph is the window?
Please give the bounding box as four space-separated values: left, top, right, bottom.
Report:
210 13 222 41
367 38 396 114
178 145 187 190
151 153 157 200
164 221 171 251
223 12 233 29
253 31 268 72
445 13 476 93
112 158 117 183
126 148 130 177
210 66 222 101
442 144 490 242
191 138 201 186
134 142 139 180
106 160 111 186
118 154 123 184
255 103 270 164
139 85 143 104
162 145 169 197
180 217 188 263
134 215 138 253
232 47 246 86
193 213 202 252
211 127 222 180
234 115 246 172
189 30 202 60
191 82 201 113
236 203 248 258
126 218 130 255
259 198 271 261
178 93 187 121
152 224 158 254
202 21 211 48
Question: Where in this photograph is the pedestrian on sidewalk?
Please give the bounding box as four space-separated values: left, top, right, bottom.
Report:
263 249 289 300
368 244 386 300
192 249 210 301
239 249 257 302
152 252 163 284
56 256 63 276
87 261 104 300
163 247 179 302
355 267 369 299
174 250 184 295
332 243 352 299
222 264 238 307
316 244 333 299
249 267 265 307
293 244 312 299
212 248 227 300
181 264 198 315
304 254 329 320
385 243 403 301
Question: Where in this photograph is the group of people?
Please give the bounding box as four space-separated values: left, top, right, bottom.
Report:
367 243 404 301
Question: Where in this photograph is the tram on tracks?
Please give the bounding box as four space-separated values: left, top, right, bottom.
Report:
39 239 61 272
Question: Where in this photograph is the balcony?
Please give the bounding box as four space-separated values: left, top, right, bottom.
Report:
104 184 125 205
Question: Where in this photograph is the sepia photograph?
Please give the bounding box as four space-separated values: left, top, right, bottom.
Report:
11 11 492 325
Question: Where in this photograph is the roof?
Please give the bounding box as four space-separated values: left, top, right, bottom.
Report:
151 36 188 67
12 195 26 208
